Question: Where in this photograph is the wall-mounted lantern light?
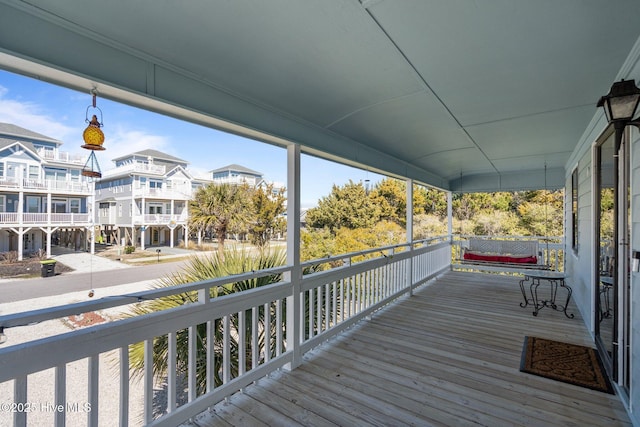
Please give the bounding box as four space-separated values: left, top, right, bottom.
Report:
597 79 640 149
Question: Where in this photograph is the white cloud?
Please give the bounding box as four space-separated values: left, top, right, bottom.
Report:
99 126 172 169
0 85 78 142
0 86 175 171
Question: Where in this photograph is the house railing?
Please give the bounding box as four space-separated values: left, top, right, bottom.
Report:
133 213 187 225
36 148 86 165
0 212 92 226
0 177 91 193
102 162 166 177
0 237 451 427
131 185 193 199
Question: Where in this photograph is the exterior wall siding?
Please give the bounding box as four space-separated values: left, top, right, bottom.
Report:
566 151 594 329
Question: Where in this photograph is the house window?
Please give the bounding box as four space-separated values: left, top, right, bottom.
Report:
70 199 80 213
28 165 39 180
0 195 5 212
149 203 163 214
0 162 4 178
26 196 41 213
52 199 67 213
45 168 66 181
70 169 80 182
571 167 578 251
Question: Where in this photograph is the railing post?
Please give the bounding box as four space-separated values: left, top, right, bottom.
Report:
406 179 414 295
285 144 302 370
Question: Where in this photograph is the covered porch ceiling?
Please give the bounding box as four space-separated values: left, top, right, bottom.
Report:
1 0 639 192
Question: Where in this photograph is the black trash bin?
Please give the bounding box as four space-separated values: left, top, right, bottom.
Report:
40 260 56 277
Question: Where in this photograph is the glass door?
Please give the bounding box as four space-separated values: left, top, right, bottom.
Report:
595 131 615 376
595 127 631 393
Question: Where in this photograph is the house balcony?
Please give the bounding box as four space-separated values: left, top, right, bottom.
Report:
0 212 91 227
102 163 167 177
133 213 187 225
132 186 193 200
212 176 258 186
0 237 629 426
35 148 86 165
0 177 92 195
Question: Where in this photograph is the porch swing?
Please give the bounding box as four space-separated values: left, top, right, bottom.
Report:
454 165 554 273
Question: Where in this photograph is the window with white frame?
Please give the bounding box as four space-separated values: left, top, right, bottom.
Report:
0 162 4 178
0 195 5 212
26 196 41 213
28 165 39 180
70 198 80 213
70 169 80 182
45 168 67 181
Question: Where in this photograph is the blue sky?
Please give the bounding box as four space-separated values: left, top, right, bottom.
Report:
0 69 384 208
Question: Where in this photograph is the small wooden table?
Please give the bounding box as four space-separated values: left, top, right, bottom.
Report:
519 271 574 319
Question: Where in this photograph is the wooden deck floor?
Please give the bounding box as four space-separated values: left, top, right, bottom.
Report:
187 271 631 427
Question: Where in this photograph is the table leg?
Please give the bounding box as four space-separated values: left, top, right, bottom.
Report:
531 277 542 316
519 276 532 308
560 281 575 319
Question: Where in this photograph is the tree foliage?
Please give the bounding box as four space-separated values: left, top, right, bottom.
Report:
189 182 287 253
125 249 286 398
301 177 567 262
305 180 380 231
368 179 429 225
189 183 251 258
248 183 286 248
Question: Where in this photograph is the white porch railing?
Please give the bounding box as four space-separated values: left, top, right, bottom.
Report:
102 163 166 177
0 177 91 194
133 187 193 199
133 214 187 224
0 237 451 427
0 213 91 226
36 148 86 165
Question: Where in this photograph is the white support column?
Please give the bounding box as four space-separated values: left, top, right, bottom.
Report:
90 225 95 255
140 197 146 250
47 192 52 227
17 188 23 261
406 179 414 296
170 200 175 248
183 224 189 248
285 144 302 371
46 226 52 258
447 191 453 237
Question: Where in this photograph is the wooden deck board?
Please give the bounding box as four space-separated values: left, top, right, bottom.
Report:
186 271 632 427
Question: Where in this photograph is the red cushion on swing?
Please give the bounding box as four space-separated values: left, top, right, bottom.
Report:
463 251 537 264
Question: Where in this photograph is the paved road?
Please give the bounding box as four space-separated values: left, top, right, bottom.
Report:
0 260 188 303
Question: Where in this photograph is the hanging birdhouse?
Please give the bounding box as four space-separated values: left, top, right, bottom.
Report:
82 114 105 151
82 151 102 178
81 90 106 178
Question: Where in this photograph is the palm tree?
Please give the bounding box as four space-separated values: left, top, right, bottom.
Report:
125 249 287 401
189 183 251 258
248 183 286 249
